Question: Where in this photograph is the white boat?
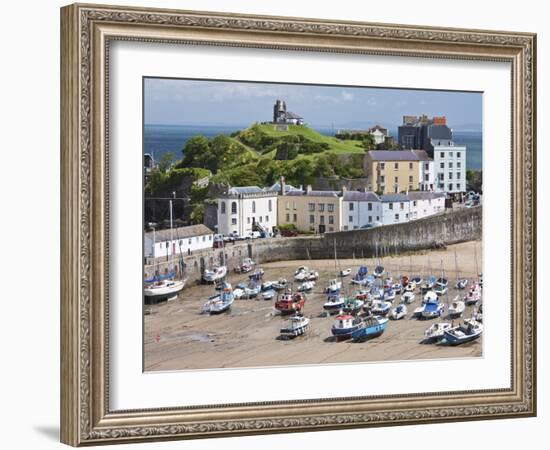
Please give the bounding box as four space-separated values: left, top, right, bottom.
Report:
374 265 385 278
455 278 468 289
391 283 403 295
404 282 416 293
464 283 482 305
473 303 483 322
443 320 483 345
202 289 234 314
273 278 288 290
202 266 227 283
448 298 465 318
325 279 342 294
401 291 416 304
232 288 245 299
298 280 315 292
262 289 276 300
144 279 185 303
424 322 452 340
279 314 310 338
419 291 444 319
294 270 309 281
340 268 352 277
244 283 261 298
391 304 407 320
371 300 392 316
323 294 346 312
294 266 309 276
305 271 319 281
434 282 448 296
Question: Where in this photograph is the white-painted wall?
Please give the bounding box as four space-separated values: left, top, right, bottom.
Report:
433 145 467 193
419 160 435 191
342 200 383 230
409 197 445 220
381 200 411 225
217 195 278 237
144 233 214 258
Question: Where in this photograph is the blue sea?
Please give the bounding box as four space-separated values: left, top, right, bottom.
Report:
144 124 482 171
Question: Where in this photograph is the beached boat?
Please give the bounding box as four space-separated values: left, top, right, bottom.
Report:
202 288 234 314
331 314 364 339
215 281 232 291
426 276 437 289
401 275 410 287
473 303 483 322
343 297 365 314
325 279 342 294
340 268 352 277
237 257 255 274
351 316 389 342
391 304 407 320
279 314 310 339
434 282 448 296
272 278 288 291
401 291 416 304
442 320 483 345
274 290 306 314
248 268 265 281
262 280 276 291
392 282 403 295
383 276 393 289
455 278 468 289
305 270 319 281
448 297 465 318
351 266 368 285
371 300 392 316
232 288 245 299
202 266 227 283
383 288 396 302
411 276 423 285
374 265 385 278
323 294 346 313
244 282 261 299
144 279 185 303
298 280 315 292
424 322 452 340
464 283 482 305
421 301 444 319
404 282 416 293
355 289 370 301
262 289 276 301
414 291 441 318
294 266 309 276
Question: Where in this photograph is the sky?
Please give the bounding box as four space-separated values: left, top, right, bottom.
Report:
144 78 482 131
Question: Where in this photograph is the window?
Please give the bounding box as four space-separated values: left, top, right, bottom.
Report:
247 217 251 224
395 213 399 220
293 201 297 210
329 227 334 232
259 216 263 222
448 172 453 179
265 215 268 222
231 201 237 214
438 173 444 181
457 162 461 168
285 201 290 210
394 176 398 183
329 216 334 224
457 152 461 158
440 152 445 158
456 183 461 190
309 215 315 224
349 203 354 211
165 242 169 248
319 203 325 212
449 162 453 169
368 216 372 222
380 175 385 183
380 163 385 170
457 172 461 180
308 203 315 212
188 238 192 244
448 183 453 191
231 218 237 225
328 204 335 212
221 202 226 214
376 216 380 221
209 235 212 241
425 163 429 170
368 203 372 211
440 162 445 169
394 162 399 170
252 201 256 213
349 215 353 223
320 216 325 224
449 152 453 158
413 200 417 207
409 176 413 183
389 203 393 210
268 199 272 212
400 202 404 210
343 226 348 231
293 214 297 222
409 162 413 170
202 236 206 242
286 213 290 222
409 185 413 191
424 174 429 181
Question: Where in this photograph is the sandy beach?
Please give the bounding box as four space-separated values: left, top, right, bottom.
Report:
144 240 482 371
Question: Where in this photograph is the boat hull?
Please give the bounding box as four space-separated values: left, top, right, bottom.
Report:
351 320 388 342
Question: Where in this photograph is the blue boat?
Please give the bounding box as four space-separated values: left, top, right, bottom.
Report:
351 316 389 342
351 266 368 285
442 320 483 345
331 314 364 339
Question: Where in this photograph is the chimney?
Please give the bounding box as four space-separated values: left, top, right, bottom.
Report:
306 185 312 193
280 176 286 196
341 186 347 195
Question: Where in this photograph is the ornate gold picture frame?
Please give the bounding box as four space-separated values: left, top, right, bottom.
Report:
60 3 536 446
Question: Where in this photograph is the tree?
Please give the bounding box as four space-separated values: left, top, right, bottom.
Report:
362 134 376 151
157 152 174 172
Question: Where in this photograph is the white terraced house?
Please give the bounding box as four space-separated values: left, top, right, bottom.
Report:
431 140 467 194
342 190 382 230
216 186 278 238
144 224 215 258
407 191 446 220
380 194 412 225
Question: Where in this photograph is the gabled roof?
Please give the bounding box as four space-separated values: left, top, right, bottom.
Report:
145 224 214 242
343 191 380 202
368 150 420 161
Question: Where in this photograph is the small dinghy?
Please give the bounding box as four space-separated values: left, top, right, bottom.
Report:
262 289 276 301
448 297 465 318
370 286 384 301
374 265 385 278
244 282 261 299
279 314 310 339
232 288 245 299
351 266 368 285
323 294 346 313
354 290 370 301
464 283 482 305
404 282 416 293
202 288 234 314
371 300 392 316
442 319 483 345
343 297 364 314
383 288 396 302
434 282 448 296
294 266 309 276
238 258 255 274
455 278 468 290
401 291 416 304
391 304 407 320
421 302 444 319
274 289 306 314
340 268 352 277
411 276 423 285
331 314 364 340
401 275 410 287
391 283 403 295
351 316 389 342
305 271 319 281
261 280 276 291
298 280 315 292
202 266 227 284
426 276 437 289
325 279 342 294
248 268 265 281
273 278 288 291
424 322 452 341
294 268 309 281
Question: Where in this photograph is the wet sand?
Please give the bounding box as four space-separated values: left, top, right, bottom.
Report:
144 240 482 371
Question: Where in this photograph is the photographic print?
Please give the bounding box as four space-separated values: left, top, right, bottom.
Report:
142 78 483 371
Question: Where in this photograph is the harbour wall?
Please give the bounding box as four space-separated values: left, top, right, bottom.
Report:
145 206 481 282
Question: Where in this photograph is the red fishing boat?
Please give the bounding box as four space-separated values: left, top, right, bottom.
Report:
274 289 306 314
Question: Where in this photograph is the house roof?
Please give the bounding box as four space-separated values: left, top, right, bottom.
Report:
407 191 446 200
413 150 431 161
381 193 410 203
285 190 339 197
145 224 214 242
285 111 303 120
267 182 300 194
343 191 380 202
228 186 264 195
368 124 388 133
368 150 420 161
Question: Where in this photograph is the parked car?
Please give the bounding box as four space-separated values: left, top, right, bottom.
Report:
281 229 298 237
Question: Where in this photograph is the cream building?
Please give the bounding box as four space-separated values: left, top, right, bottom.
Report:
364 150 422 194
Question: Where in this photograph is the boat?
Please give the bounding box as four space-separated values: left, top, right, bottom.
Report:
383 288 396 302
391 304 407 320
411 276 423 285
331 314 364 339
401 275 410 286
279 314 310 339
448 297 465 318
298 280 315 292
215 281 232 291
340 268 352 277
261 280 276 291
351 266 368 284
274 289 306 314
272 278 288 291
391 283 403 295
323 294 346 313
473 303 483 322
455 279 468 289
371 300 392 316
262 289 276 300
202 288 234 314
464 283 482 305
343 297 365 314
144 279 185 303
355 290 370 301
244 282 261 299
237 257 255 274
424 322 452 341
436 277 449 288
305 270 319 281
294 266 309 276
202 265 227 283
374 265 384 278
404 282 416 293
426 276 437 289
383 276 393 289
421 301 445 319
232 288 245 299
351 316 389 342
248 268 265 281
434 282 448 296
325 279 342 294
401 291 416 304
442 320 483 345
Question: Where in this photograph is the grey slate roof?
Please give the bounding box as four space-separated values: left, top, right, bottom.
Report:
267 182 300 194
368 150 420 161
285 111 303 120
343 191 380 202
407 191 446 200
413 150 431 161
285 190 339 197
228 186 264 195
381 193 410 203
145 224 214 242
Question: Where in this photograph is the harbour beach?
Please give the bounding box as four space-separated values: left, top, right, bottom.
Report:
144 240 482 371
